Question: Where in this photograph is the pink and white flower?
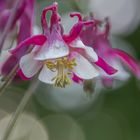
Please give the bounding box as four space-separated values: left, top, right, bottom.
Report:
80 15 140 87
10 2 101 87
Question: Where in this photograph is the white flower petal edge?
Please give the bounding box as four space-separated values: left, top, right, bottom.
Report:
70 38 98 62
34 41 69 60
20 53 42 78
73 52 99 79
111 61 130 80
38 65 57 84
84 46 98 62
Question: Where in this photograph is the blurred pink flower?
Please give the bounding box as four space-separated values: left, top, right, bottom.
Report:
1 0 35 78
0 0 26 33
80 15 140 87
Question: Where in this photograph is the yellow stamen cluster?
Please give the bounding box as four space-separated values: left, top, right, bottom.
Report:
45 57 76 88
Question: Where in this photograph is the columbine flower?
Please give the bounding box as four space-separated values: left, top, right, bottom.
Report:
80 15 140 87
10 2 100 88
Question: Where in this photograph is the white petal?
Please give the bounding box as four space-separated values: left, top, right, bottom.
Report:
38 65 57 84
20 53 42 78
34 41 69 60
70 38 85 49
84 46 98 62
71 38 98 62
73 52 99 79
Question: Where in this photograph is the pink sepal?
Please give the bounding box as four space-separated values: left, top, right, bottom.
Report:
95 57 118 75
72 74 83 84
113 48 140 79
10 35 47 55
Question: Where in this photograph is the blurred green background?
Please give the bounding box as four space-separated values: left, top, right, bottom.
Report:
0 0 140 140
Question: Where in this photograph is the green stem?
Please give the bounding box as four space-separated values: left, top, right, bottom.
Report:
0 64 19 96
1 80 39 140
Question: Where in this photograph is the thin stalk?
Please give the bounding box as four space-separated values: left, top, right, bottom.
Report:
0 64 19 96
0 46 33 96
0 0 23 53
1 80 39 140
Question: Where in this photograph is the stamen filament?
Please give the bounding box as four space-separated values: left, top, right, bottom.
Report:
45 57 76 88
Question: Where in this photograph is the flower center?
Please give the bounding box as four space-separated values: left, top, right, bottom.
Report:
45 57 76 88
